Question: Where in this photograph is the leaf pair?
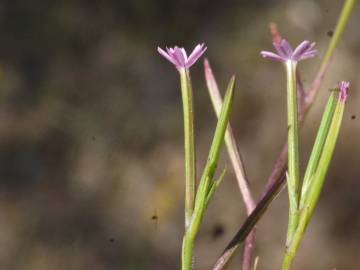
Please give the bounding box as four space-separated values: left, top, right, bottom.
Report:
282 86 348 269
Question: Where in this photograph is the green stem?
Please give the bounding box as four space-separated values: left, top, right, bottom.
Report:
282 98 345 270
305 0 356 112
321 0 357 70
182 233 195 270
180 69 196 228
285 60 301 244
182 77 235 270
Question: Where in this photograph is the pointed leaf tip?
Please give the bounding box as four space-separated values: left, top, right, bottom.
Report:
228 75 236 91
204 58 213 78
204 58 210 67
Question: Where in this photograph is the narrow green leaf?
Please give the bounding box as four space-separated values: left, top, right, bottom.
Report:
204 76 235 185
205 58 254 214
301 96 345 223
282 94 346 270
300 90 338 208
189 76 235 239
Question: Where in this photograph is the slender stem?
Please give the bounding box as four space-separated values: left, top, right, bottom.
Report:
182 233 195 270
182 77 235 270
305 0 357 108
242 230 256 270
282 99 345 270
285 60 300 243
180 69 196 228
321 0 357 70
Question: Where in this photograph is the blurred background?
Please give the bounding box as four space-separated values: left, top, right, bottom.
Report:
0 0 359 269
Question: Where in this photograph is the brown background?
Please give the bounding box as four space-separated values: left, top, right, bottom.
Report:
0 0 359 269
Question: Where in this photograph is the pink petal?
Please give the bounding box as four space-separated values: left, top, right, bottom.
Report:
339 81 350 102
171 47 187 68
273 42 288 58
158 47 179 67
273 39 293 58
167 47 175 54
186 44 207 68
180 48 188 61
308 42 316 51
187 44 203 60
260 51 285 62
298 50 318 61
292 40 312 61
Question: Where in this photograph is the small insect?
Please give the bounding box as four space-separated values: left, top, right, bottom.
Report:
351 115 356 120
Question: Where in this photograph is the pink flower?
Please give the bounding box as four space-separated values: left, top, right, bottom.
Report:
339 81 350 102
260 39 317 63
157 43 207 70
